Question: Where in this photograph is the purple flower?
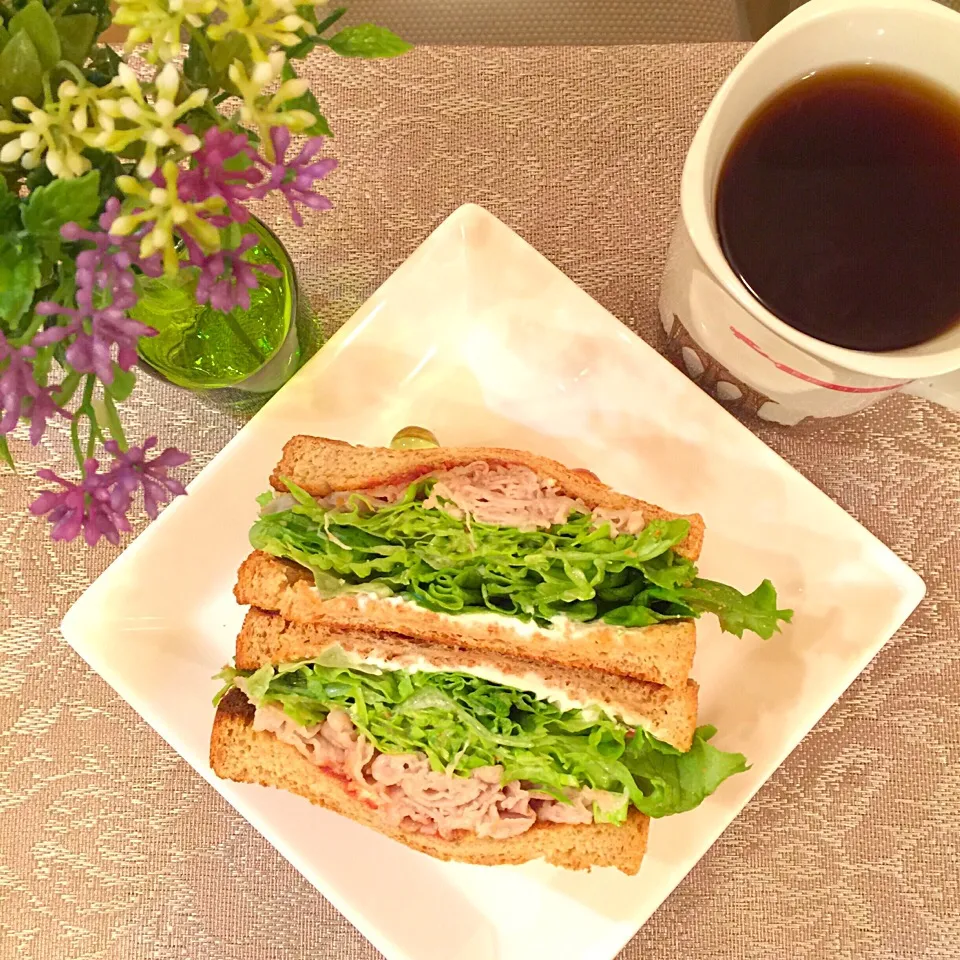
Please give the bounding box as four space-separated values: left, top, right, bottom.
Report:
179 127 264 223
256 127 337 227
37 198 162 385
62 199 163 302
179 230 281 312
34 300 156 384
30 459 132 546
0 334 70 444
0 336 36 435
26 386 71 445
30 437 189 544
103 437 189 519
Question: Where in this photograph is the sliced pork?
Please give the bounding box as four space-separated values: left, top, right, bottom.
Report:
277 461 645 536
250 701 623 840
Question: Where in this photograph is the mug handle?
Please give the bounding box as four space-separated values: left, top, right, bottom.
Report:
903 370 960 411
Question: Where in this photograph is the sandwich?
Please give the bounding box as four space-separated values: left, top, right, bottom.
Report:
211 436 790 873
235 437 791 687
211 608 747 874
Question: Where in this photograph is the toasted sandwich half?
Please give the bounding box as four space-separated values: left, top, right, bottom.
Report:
211 609 746 874
237 437 790 688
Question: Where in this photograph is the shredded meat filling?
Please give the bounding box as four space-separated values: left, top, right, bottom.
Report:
251 702 622 839
298 462 645 535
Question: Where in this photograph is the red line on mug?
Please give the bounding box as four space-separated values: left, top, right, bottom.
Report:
729 327 910 393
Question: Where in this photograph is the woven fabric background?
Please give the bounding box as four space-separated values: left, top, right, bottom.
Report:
339 0 746 43
1 44 959 960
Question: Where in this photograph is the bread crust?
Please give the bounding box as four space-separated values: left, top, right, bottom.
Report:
210 688 649 874
235 551 697 688
237 607 698 750
269 436 704 561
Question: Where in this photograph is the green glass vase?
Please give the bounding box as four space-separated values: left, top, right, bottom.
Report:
132 218 318 412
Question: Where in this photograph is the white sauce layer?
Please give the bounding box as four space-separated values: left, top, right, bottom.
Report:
318 643 654 734
344 590 607 643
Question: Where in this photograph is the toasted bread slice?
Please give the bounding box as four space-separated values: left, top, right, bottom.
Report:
269 436 704 561
210 688 649 874
238 608 699 750
235 551 697 688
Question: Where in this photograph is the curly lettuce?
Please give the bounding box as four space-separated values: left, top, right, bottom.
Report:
250 479 791 639
216 658 748 819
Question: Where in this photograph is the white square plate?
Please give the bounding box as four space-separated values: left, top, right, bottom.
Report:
62 204 925 960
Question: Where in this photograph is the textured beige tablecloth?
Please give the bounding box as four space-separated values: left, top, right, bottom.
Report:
339 0 746 43
2 44 959 960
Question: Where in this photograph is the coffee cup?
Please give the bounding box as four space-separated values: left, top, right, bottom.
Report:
659 0 960 424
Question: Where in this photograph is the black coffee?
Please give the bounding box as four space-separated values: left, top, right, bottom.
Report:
716 65 960 352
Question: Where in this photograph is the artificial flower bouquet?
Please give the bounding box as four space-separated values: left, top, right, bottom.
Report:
0 0 408 544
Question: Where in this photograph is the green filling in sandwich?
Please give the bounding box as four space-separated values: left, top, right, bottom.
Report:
250 478 792 638
215 656 748 821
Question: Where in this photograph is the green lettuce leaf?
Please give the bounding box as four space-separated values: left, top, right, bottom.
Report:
591 791 630 825
212 664 238 705
674 578 793 639
624 725 749 818
226 660 746 819
249 478 791 639
603 578 792 639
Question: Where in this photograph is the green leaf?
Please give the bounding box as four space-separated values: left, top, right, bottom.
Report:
624 726 749 818
246 664 275 703
280 61 332 137
674 578 794 640
24 161 54 193
61 0 112 36
177 105 219 139
0 28 43 108
220 218 244 251
21 170 100 244
0 234 41 328
99 392 126 449
9 1 60 71
53 368 81 406
31 342 53 385
0 179 17 229
55 13 97 66
326 24 411 58
183 34 213 89
0 24 10 55
105 364 135 402
84 43 120 85
0 435 15 471
80 149 125 204
210 32 249 88
186 31 250 97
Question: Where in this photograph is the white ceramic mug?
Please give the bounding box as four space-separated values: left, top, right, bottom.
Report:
659 0 960 424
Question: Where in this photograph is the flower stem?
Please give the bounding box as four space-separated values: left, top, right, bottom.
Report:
70 414 84 469
222 309 268 365
73 374 102 462
54 60 88 86
12 308 47 348
100 393 127 451
54 370 82 407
